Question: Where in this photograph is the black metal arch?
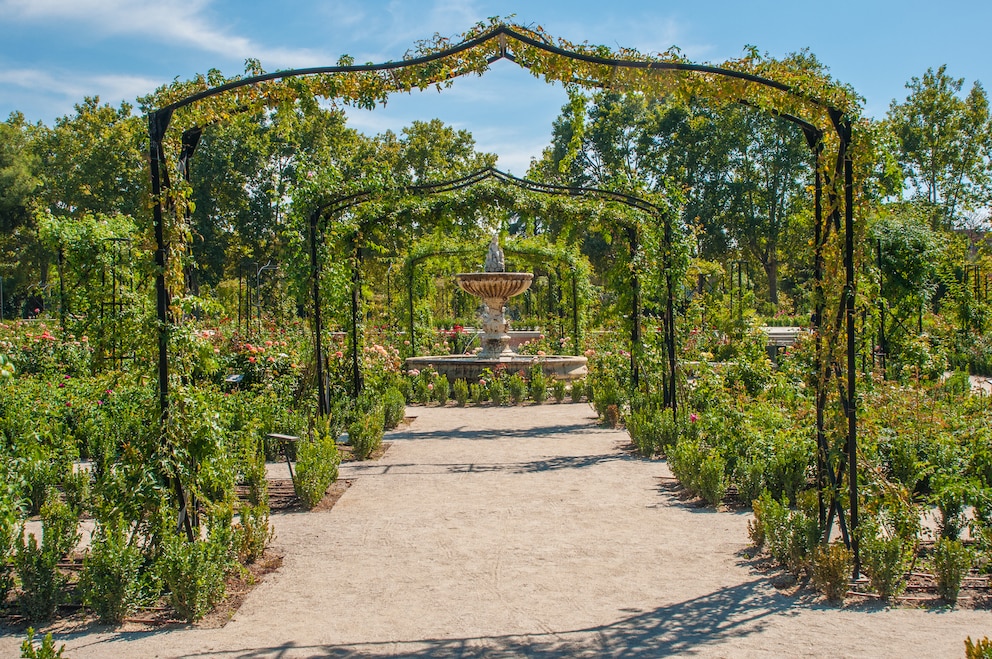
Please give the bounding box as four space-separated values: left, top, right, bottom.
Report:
147 23 859 573
306 166 678 420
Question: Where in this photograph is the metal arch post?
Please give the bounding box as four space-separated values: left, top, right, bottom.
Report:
627 225 641 389
408 265 416 358
572 269 580 351
842 120 860 578
351 233 364 400
664 213 678 416
149 109 194 542
309 210 329 416
813 141 827 533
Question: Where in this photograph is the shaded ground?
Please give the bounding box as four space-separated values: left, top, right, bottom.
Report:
2 403 988 657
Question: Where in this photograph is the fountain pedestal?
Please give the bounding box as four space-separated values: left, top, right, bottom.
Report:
454 272 533 357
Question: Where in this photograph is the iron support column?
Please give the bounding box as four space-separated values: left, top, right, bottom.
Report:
842 121 860 577
309 211 329 416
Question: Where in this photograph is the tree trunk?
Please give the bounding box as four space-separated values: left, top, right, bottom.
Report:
766 256 779 306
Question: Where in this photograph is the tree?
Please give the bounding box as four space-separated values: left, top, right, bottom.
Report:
534 92 813 306
887 65 992 230
0 113 43 315
391 118 496 185
722 108 812 306
0 113 40 233
34 98 146 221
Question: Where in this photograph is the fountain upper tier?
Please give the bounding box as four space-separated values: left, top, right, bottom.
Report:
454 272 533 307
454 272 532 357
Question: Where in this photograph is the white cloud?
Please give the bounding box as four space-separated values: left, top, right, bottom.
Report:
0 67 159 109
0 0 329 69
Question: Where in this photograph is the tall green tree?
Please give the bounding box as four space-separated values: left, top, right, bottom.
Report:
535 92 813 306
887 65 992 230
0 113 43 314
34 98 146 221
391 118 496 185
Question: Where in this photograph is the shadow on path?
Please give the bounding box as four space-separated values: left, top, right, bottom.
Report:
172 579 791 658
386 422 608 442
341 452 632 476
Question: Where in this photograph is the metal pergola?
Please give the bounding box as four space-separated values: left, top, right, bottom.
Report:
146 24 861 572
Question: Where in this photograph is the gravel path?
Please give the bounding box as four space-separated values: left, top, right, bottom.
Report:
2 402 988 657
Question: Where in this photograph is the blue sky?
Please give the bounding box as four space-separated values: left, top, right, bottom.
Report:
1 0 989 174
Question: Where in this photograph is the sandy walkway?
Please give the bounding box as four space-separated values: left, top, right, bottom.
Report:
2 402 988 657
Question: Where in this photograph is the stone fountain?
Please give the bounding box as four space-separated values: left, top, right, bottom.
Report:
405 235 588 382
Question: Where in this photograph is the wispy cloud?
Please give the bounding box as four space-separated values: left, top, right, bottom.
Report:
0 67 160 109
0 0 329 69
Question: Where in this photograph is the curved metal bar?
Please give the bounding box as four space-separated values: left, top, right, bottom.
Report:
311 166 665 225
155 25 840 124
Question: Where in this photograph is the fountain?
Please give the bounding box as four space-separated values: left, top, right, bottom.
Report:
405 235 588 382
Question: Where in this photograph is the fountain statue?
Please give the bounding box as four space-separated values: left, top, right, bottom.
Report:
405 234 588 382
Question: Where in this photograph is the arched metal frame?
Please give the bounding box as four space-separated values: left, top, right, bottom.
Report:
309 167 669 415
147 25 860 572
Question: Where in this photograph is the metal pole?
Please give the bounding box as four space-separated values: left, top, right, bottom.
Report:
664 214 677 416
842 119 860 578
408 265 416 357
351 236 363 399
813 141 827 533
256 261 277 336
628 226 640 389
309 211 328 416
572 269 580 351
149 109 194 542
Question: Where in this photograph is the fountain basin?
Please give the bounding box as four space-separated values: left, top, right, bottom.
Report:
405 353 588 383
454 272 533 306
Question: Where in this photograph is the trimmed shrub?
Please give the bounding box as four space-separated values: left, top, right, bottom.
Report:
756 491 820 576
294 418 340 508
489 378 506 406
237 501 273 564
432 374 450 405
529 368 548 404
382 387 406 429
20 628 66 659
0 479 20 603
552 379 567 403
453 379 469 407
811 542 853 603
966 636 992 659
861 534 909 599
507 374 527 405
469 383 483 405
349 407 385 461
15 497 79 621
669 438 704 496
748 493 768 547
157 532 230 622
570 380 585 403
592 375 623 421
698 451 727 507
80 517 144 624
626 408 659 457
934 537 972 603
